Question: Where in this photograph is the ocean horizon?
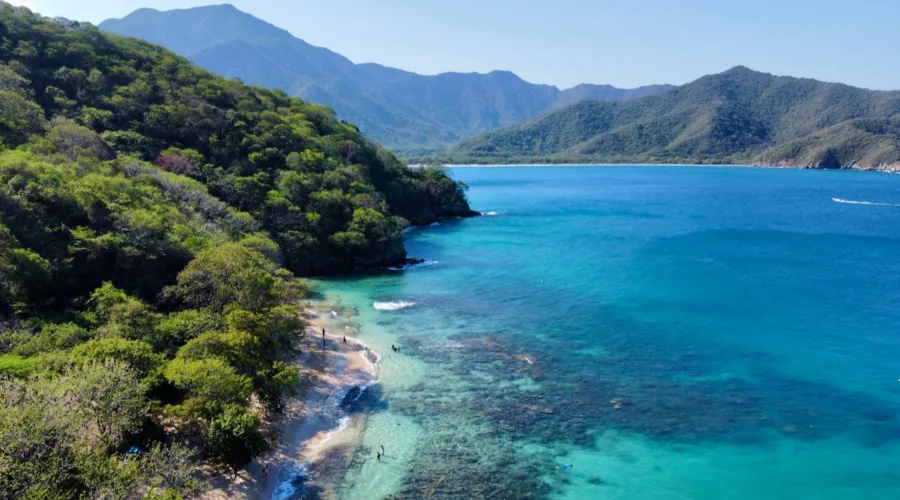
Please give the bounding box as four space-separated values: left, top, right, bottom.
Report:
309 165 900 499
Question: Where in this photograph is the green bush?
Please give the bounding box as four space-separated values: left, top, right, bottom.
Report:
205 406 266 474
0 353 40 377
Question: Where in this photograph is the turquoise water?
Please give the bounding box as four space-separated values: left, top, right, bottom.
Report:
318 166 900 499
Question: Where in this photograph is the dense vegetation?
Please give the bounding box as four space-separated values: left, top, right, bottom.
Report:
447 66 900 169
99 4 672 154
0 2 472 497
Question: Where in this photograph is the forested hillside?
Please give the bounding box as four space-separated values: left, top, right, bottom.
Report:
0 2 471 497
99 4 672 153
449 66 900 169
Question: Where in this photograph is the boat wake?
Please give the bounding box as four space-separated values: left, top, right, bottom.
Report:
832 197 900 207
373 300 416 311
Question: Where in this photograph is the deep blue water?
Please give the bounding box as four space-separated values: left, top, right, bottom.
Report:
321 166 900 499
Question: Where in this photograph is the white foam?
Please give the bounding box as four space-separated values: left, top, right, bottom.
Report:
331 378 381 411
429 221 441 226
320 416 350 445
832 197 900 207
373 301 416 310
271 461 309 500
485 211 499 216
353 379 381 403
387 260 439 272
351 337 381 374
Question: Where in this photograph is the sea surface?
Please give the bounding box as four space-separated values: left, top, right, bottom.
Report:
315 166 900 499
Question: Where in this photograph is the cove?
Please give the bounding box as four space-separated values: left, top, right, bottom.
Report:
315 166 900 499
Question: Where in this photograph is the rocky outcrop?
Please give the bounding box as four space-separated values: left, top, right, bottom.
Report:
761 158 900 172
440 200 482 218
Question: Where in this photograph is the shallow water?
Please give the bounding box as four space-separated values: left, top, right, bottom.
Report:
318 166 900 499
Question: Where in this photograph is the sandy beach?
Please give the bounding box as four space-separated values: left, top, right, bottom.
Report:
200 303 379 500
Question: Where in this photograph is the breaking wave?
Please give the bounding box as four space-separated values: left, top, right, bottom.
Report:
271 461 310 500
373 301 416 310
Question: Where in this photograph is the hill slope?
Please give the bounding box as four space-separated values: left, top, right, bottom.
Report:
0 2 477 496
450 66 900 169
99 4 672 152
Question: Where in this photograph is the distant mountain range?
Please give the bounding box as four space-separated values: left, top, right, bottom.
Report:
449 66 900 170
98 4 672 153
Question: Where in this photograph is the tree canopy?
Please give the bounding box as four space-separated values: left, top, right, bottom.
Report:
0 2 474 496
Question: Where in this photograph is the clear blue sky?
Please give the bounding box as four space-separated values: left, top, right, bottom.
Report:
9 0 900 90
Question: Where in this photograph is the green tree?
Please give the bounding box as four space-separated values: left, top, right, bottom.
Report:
257 361 301 413
0 223 52 315
156 309 223 348
0 378 82 498
141 443 209 498
76 451 140 500
0 89 45 146
56 360 149 451
70 338 164 377
167 244 277 313
176 331 262 374
205 406 266 474
164 358 252 405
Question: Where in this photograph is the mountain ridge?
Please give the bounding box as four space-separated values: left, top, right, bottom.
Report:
446 66 900 170
99 4 673 152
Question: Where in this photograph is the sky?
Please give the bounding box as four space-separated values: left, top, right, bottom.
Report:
8 0 900 90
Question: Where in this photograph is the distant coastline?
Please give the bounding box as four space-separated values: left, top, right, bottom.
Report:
419 163 900 172
441 163 753 168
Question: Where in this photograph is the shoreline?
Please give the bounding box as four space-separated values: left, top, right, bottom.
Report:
442 162 754 168
200 302 379 500
423 163 900 172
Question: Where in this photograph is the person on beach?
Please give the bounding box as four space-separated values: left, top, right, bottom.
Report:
343 336 347 344
381 444 385 455
376 452 381 460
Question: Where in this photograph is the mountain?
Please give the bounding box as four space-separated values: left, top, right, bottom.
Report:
98 4 672 153
548 83 674 110
449 66 900 170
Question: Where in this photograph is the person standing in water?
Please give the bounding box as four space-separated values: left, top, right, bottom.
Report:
376 452 381 461
381 444 385 455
